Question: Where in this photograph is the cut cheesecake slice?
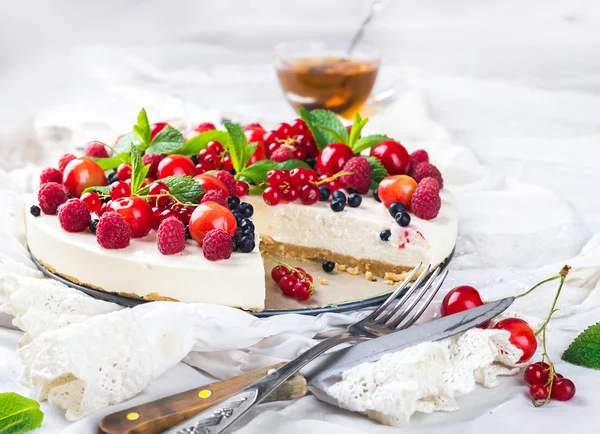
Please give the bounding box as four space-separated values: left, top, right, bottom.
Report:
245 190 458 278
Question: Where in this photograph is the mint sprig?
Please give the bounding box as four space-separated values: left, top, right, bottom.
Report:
348 112 368 148
82 185 111 196
224 122 257 173
139 175 204 204
0 392 44 433
367 156 389 189
145 126 186 154
129 147 150 194
114 132 143 154
133 108 151 146
176 130 230 156
352 134 390 154
563 322 600 369
236 159 310 185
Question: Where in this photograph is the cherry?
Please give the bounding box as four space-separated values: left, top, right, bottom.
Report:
98 200 112 217
195 163 206 174
440 285 488 328
235 181 249 197
279 275 297 296
110 181 132 200
150 122 168 140
117 163 132 181
81 192 101 214
188 201 237 244
370 140 411 175
244 128 267 157
293 280 312 300
195 122 216 133
290 168 318 188
148 182 171 206
193 174 229 197
263 186 283 206
551 378 576 401
109 197 154 238
244 123 264 131
267 169 288 187
316 143 354 175
157 155 196 179
493 318 537 363
202 153 221 170
299 185 319 205
247 144 267 167
175 206 193 225
282 185 299 202
62 158 107 198
524 362 551 385
529 384 549 401
156 208 178 226
377 175 418 208
206 141 224 155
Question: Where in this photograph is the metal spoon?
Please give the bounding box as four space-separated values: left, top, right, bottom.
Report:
346 0 386 59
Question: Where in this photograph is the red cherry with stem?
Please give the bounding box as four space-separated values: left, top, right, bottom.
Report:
109 197 155 238
267 169 287 187
194 174 229 197
148 182 171 206
81 192 101 213
150 122 168 140
293 280 312 300
316 143 354 175
282 185 299 202
370 140 411 175
235 181 249 197
110 181 132 200
299 185 319 205
175 206 192 225
529 384 549 400
440 285 488 327
202 153 220 170
117 163 132 181
493 318 538 363
222 155 233 171
551 378 575 401
279 275 297 296
157 155 196 179
62 158 107 198
206 141 224 155
524 362 551 385
263 186 283 206
188 201 237 244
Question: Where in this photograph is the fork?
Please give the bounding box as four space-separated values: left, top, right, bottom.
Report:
165 262 448 434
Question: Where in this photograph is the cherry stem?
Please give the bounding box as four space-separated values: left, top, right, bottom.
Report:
313 171 353 186
138 193 199 209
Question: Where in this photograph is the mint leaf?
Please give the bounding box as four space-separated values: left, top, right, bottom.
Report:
133 108 151 147
348 112 369 149
309 109 348 144
146 126 186 155
299 108 337 150
82 185 110 196
130 147 150 194
236 159 309 185
87 153 130 171
114 132 143 154
0 392 44 433
176 130 230 156
224 122 254 173
159 175 204 204
367 156 389 184
562 322 600 369
352 134 390 154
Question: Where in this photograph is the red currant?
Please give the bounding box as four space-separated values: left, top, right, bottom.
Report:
263 186 283 206
244 129 267 156
440 285 488 327
109 197 155 238
316 143 354 175
117 163 132 181
551 378 576 401
271 265 288 284
150 122 168 140
493 318 537 363
202 153 220 170
148 182 171 206
279 275 297 295
235 181 249 197
290 168 317 188
294 267 313 283
157 155 196 178
524 362 551 385
529 384 549 400
293 280 312 300
247 144 267 166
206 141 224 155
244 123 264 131
267 169 287 187
299 185 319 205
110 181 132 200
198 148 212 160
289 118 308 136
81 192 101 213
275 122 291 138
62 158 107 198
222 155 233 171
195 122 216 133
264 131 283 155
292 147 307 161
282 185 299 202
175 206 193 225
195 163 206 174
370 140 411 175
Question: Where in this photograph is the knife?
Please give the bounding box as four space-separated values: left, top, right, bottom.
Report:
98 297 512 434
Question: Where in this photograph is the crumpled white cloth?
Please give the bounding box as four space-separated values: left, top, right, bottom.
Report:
0 86 599 430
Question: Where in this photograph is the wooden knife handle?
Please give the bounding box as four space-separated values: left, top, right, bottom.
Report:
98 363 306 434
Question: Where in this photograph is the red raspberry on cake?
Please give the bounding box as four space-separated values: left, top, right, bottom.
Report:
156 216 186 255
142 153 163 179
410 183 441 220
340 156 372 194
200 189 228 208
84 141 109 158
213 170 236 195
39 167 62 185
419 176 440 192
202 228 233 261
96 211 131 249
58 198 91 232
411 162 444 189
270 147 294 162
58 153 77 172
410 149 429 168
37 182 67 214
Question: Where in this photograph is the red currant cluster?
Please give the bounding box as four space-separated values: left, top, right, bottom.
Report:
195 141 233 174
525 362 576 403
262 168 320 206
270 263 314 300
264 119 318 162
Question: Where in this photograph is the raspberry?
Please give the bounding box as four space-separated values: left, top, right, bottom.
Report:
200 189 228 208
419 176 439 192
411 162 444 189
58 154 77 172
96 212 131 249
410 149 429 168
410 184 441 220
156 216 186 255
37 182 67 215
58 198 91 232
142 153 162 179
213 170 236 195
340 157 372 194
270 147 294 162
202 228 233 261
84 141 109 158
39 167 62 185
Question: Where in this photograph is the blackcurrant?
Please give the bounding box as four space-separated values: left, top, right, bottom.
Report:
240 219 254 231
379 229 391 241
318 186 330 201
348 193 362 208
88 219 99 234
190 154 199 165
184 225 192 240
228 195 240 210
330 198 345 212
332 190 346 204
373 187 381 203
389 202 406 218
231 237 239 251
322 261 335 273
30 205 41 217
395 212 411 227
239 202 254 218
239 236 255 253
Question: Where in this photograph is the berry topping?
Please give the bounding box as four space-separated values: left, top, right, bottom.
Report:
493 318 537 363
109 197 155 238
271 265 289 283
235 181 249 197
214 171 237 195
299 185 319 205
551 378 576 401
58 198 92 232
158 155 196 179
377 175 418 208
293 280 313 300
150 122 168 139
88 219 99 234
238 236 256 253
263 186 283 206
373 187 381 202
238 202 254 218
370 140 411 175
529 384 549 401
289 168 318 189
441 285 488 328
388 202 406 217
202 228 233 260
37 182 67 215
148 182 171 206
347 193 362 208
96 211 131 249
30 205 41 217
58 153 77 172
193 174 229 197
200 189 229 208
340 157 371 194
195 122 216 133
409 149 429 167
270 147 295 162
419 176 440 192
524 362 551 386
395 212 411 227
62 158 107 198
332 190 347 203
110 181 132 200
84 141 109 158
330 198 345 212
380 229 391 241
189 201 237 244
228 196 240 210
278 275 297 296
318 186 330 201
156 217 186 255
117 163 132 181
39 167 63 185
106 171 119 185
316 143 354 175
81 191 102 213
142 153 163 179
322 261 335 273
411 162 444 189
282 185 299 202
411 183 442 220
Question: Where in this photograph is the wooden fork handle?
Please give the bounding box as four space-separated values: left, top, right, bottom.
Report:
98 363 307 434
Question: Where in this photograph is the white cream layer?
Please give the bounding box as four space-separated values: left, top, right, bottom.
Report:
26 210 266 311
245 191 458 270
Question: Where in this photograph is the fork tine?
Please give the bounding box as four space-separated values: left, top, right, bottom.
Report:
365 262 423 321
386 266 442 329
398 269 448 328
375 263 431 324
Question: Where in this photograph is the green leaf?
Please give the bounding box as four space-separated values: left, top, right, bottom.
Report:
158 175 204 204
235 159 310 185
0 392 44 434
224 122 253 173
129 147 150 194
146 126 186 155
299 108 337 150
176 130 230 156
562 322 600 369
87 153 130 171
133 108 151 146
114 132 143 154
348 112 369 149
367 156 389 185
352 134 390 154
82 185 110 196
309 109 349 144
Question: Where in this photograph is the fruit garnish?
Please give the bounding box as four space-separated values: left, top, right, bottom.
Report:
563 322 600 370
150 122 168 140
39 167 63 185
109 181 132 200
322 261 335 273
202 228 234 260
109 197 155 238
340 157 371 194
37 182 67 214
157 155 196 178
377 175 418 208
493 318 537 363
410 149 429 167
193 173 229 197
370 140 411 175
440 285 489 328
411 162 444 188
316 143 354 175
117 163 132 181
62 158 107 197
84 141 109 158
268 256 315 300
410 180 441 220
156 216 186 255
188 201 237 244
58 198 92 233
96 211 131 249
58 153 77 172
29 205 41 217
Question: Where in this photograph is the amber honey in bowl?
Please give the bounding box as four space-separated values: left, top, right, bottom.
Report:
276 56 379 119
